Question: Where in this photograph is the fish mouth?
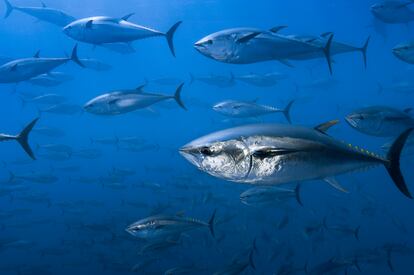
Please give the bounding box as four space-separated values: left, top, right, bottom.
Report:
179 146 202 167
193 43 203 52
345 116 357 128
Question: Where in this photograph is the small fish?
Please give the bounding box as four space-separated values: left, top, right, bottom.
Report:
371 0 414 24
240 185 302 206
72 149 102 159
213 99 294 123
4 0 76 26
323 217 360 240
0 45 83 83
189 73 235 88
234 72 288 87
9 172 58 184
40 103 83 115
27 72 73 87
32 126 65 137
20 94 67 106
346 106 414 137
36 143 72 154
126 210 216 240
393 41 414 64
80 58 112 71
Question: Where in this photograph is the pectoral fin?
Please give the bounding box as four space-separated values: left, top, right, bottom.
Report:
324 177 349 193
269 26 288 33
252 147 297 159
237 32 261 43
277 59 295 68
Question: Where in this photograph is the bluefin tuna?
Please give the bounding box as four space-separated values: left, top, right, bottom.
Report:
213 99 295 123
3 0 76 26
63 15 182 56
84 83 186 115
345 106 414 137
393 41 414 64
0 45 83 83
194 27 334 73
126 210 216 240
371 0 414 24
180 121 413 198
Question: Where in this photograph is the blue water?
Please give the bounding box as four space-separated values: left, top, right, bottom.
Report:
0 0 413 274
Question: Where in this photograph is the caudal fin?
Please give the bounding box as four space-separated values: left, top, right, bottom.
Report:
354 226 361 241
282 100 295 124
165 21 182 57
16 118 39 160
322 34 334 75
359 36 370 68
70 44 84 67
208 209 217 238
173 83 186 110
294 183 303 206
4 0 13 18
385 128 413 198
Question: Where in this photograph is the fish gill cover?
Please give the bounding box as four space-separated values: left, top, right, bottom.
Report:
0 0 414 274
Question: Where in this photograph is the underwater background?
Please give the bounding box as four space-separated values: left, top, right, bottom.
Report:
0 0 414 274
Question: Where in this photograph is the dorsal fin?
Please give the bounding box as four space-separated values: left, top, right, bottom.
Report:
314 120 339 133
10 64 18 71
33 50 40 58
269 25 288 33
41 1 46 8
135 84 145 92
85 20 93 29
237 32 261 43
404 107 412 114
121 13 134 21
320 31 333 38
175 210 185 217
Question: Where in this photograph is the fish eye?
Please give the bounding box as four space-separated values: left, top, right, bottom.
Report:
200 146 215 156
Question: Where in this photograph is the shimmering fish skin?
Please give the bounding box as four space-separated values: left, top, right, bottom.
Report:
126 212 215 239
346 106 414 137
180 123 413 199
371 0 414 24
393 41 414 64
194 28 327 64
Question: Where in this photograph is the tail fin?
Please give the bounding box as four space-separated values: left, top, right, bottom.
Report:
173 83 186 110
189 73 195 85
8 171 15 182
322 34 334 75
70 44 84 67
377 82 383 94
16 118 39 160
386 248 394 272
248 249 256 271
4 0 13 18
295 183 303 206
385 128 413 198
282 100 295 124
354 226 360 241
208 209 217 238
353 257 361 272
359 36 370 68
322 216 328 230
165 21 182 57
